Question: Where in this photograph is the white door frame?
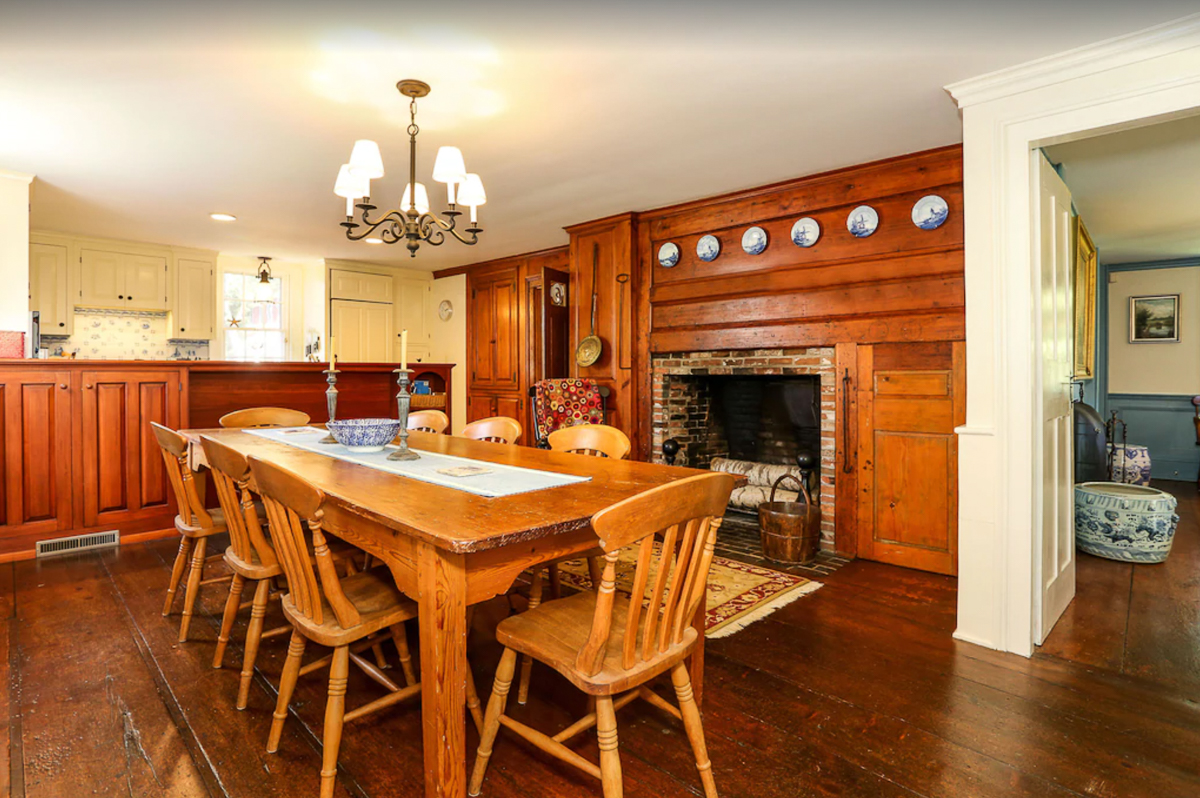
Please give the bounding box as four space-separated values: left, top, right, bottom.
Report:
946 14 1200 656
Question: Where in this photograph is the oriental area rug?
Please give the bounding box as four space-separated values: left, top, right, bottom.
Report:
554 545 822 640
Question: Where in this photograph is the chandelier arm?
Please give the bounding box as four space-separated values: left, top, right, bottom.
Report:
344 208 411 241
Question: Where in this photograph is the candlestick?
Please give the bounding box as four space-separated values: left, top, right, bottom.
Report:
320 368 339 444
387 368 420 461
400 329 408 371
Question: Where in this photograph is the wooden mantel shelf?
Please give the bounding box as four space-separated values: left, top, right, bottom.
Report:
0 360 455 561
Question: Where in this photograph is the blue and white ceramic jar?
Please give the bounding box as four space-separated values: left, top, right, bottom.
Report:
1108 443 1152 486
1074 482 1179 563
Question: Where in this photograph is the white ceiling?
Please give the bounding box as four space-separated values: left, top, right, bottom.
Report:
1045 113 1200 265
3 2 1196 272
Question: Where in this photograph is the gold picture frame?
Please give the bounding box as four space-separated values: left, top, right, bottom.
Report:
1072 218 1098 379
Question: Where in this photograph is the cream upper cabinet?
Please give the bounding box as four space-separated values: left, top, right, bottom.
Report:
395 275 432 362
173 258 214 340
80 249 168 310
331 299 393 363
330 269 395 303
29 243 71 335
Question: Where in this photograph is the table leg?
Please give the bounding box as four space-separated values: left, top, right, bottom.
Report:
418 542 469 798
689 580 706 706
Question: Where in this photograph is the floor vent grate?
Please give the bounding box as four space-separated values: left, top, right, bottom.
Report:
35 530 120 558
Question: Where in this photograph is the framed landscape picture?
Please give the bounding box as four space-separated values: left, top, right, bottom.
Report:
1129 294 1180 343
1072 219 1097 378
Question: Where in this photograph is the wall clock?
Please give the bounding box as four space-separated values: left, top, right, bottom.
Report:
438 299 454 321
549 282 567 306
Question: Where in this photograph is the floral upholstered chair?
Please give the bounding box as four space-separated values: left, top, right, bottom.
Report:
530 378 608 448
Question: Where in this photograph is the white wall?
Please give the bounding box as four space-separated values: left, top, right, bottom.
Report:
1108 267 1200 394
430 274 467 434
0 170 33 341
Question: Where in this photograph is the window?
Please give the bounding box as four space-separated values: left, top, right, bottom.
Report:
223 272 286 361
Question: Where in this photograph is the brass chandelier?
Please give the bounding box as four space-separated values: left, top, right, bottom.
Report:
334 79 486 257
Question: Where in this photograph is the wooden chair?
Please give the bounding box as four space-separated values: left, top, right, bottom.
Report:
408 409 449 434
152 422 232 643
470 472 735 798
201 435 295 709
512 424 633 704
219 407 312 429
248 454 426 798
461 416 522 445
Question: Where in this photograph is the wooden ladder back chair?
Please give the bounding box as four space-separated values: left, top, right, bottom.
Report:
152 422 230 643
247 454 427 798
219 406 312 429
471 472 736 798
513 424 632 705
201 435 296 709
408 409 450 434
461 416 522 445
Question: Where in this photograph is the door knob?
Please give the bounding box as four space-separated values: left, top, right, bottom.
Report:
58 322 65 328
59 384 67 389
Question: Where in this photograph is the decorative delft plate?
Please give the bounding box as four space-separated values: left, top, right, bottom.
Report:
847 206 878 238
696 234 721 262
658 242 680 269
742 226 768 255
911 195 949 230
790 217 820 248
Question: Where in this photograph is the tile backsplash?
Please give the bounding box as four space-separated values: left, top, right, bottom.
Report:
41 308 210 360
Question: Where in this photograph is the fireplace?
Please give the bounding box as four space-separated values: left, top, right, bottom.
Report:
650 348 836 548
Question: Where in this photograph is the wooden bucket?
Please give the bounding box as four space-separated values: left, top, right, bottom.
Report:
757 473 821 564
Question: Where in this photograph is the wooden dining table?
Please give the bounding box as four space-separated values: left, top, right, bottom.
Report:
181 427 712 798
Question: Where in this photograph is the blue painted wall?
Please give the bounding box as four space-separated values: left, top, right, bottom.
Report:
1093 258 1200 482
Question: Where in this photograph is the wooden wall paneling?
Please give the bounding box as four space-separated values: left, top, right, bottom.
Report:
634 219 654 461
834 343 858 557
0 371 74 539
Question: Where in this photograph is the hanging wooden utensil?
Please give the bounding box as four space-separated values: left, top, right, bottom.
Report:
575 243 603 368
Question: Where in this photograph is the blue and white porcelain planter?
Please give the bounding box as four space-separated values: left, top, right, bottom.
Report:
1074 482 1179 563
1107 443 1152 486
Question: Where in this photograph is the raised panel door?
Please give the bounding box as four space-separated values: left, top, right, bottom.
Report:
491 276 520 390
331 300 394 363
856 343 963 575
82 370 181 527
467 393 495 424
0 371 74 538
396 275 431 362
470 280 497 386
495 394 522 440
80 249 125 307
330 269 395 303
30 243 71 335
123 254 168 310
175 258 214 339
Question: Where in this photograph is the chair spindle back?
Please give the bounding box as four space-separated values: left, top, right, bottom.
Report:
151 422 213 527
577 472 735 676
247 456 361 630
408 409 450 434
219 407 312 429
461 416 522 445
547 424 631 460
200 435 277 568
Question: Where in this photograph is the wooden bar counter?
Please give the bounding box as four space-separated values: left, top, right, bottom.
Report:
0 360 454 560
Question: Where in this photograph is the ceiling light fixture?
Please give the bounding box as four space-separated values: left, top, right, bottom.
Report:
335 79 484 258
253 256 275 302
210 212 237 222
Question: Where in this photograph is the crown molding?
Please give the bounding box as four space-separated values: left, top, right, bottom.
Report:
946 13 1200 109
0 169 34 185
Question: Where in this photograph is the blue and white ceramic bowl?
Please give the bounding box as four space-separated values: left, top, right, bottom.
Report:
790 217 820 248
742 226 768 255
847 206 879 238
696 235 720 262
658 242 680 269
326 418 403 453
1074 482 1179 563
911 195 949 230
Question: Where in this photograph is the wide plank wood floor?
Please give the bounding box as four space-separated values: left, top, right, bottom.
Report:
3 484 1200 797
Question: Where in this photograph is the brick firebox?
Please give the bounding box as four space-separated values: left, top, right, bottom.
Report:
650 348 836 549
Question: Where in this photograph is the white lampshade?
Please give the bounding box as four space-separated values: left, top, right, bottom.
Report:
457 173 486 207
401 182 430 215
333 164 369 199
432 146 467 185
348 139 384 179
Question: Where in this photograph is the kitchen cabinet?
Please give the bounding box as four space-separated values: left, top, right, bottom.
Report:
468 267 521 391
331 299 393 362
173 258 215 339
330 268 395 303
29 243 71 335
80 369 182 528
80 249 168 310
0 370 74 539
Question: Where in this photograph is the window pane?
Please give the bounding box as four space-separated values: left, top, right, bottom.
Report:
264 332 285 360
225 330 246 360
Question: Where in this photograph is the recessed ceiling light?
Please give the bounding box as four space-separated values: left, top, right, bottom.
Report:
210 212 237 222
365 237 384 244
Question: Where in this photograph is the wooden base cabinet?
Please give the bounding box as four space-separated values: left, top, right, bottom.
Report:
0 370 74 539
81 370 182 528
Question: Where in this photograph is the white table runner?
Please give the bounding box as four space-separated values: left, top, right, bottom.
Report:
243 427 590 499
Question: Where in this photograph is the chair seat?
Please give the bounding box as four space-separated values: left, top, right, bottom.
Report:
177 507 228 538
282 568 418 648
496 591 698 696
